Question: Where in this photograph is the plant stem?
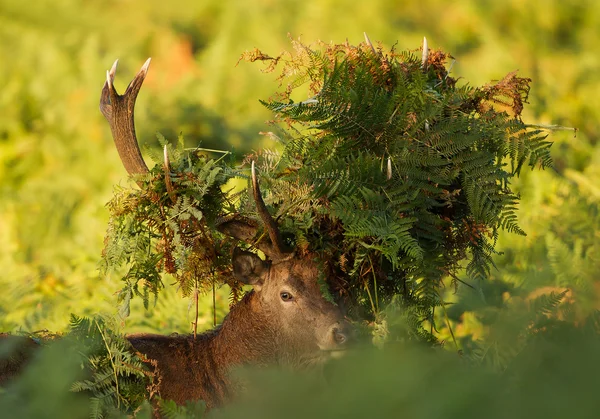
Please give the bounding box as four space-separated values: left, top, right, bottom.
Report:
368 254 379 313
212 279 217 327
96 319 120 408
437 289 459 351
193 281 199 339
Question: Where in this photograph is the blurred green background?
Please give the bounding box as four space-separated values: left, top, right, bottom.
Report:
0 0 598 338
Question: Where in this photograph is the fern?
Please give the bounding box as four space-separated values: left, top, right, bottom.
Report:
100 139 237 315
68 315 152 418
158 399 207 419
243 39 554 333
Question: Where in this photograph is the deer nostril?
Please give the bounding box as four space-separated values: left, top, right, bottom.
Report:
333 328 347 345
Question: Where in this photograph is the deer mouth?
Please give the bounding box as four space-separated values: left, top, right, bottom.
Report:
318 346 348 359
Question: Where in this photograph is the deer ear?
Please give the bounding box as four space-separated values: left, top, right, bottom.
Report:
232 248 268 288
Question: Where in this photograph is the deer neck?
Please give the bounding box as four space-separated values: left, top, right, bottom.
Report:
211 291 277 368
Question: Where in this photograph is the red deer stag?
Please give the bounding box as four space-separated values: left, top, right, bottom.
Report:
99 59 350 407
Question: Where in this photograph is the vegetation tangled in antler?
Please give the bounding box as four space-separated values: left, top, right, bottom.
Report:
101 136 240 316
102 38 553 335
240 37 553 324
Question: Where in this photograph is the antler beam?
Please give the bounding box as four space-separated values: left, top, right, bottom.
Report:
100 58 151 178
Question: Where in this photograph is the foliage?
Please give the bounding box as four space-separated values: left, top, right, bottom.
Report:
1 0 599 415
207 305 600 419
100 135 241 316
0 316 157 418
98 39 556 341
68 314 152 418
439 154 600 352
1 0 597 337
157 399 207 419
0 337 90 419
238 40 553 325
0 315 210 418
3 290 599 419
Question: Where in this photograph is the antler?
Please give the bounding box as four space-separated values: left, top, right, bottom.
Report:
215 163 287 259
100 59 287 260
251 161 286 258
100 58 151 179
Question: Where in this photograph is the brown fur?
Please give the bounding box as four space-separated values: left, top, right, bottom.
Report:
127 252 349 408
0 333 40 384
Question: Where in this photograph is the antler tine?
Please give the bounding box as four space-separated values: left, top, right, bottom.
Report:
251 161 286 257
100 58 152 180
164 145 176 203
421 37 429 70
364 32 378 55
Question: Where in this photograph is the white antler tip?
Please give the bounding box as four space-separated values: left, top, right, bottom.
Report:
141 57 152 73
109 59 118 77
421 37 429 69
364 32 377 54
106 70 112 89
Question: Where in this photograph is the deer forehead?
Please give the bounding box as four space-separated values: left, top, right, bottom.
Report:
268 260 320 290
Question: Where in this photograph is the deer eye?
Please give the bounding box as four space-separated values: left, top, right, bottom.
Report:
280 291 294 302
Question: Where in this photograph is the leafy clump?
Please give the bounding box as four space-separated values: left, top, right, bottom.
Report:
102 38 554 337
240 39 552 322
100 134 244 317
